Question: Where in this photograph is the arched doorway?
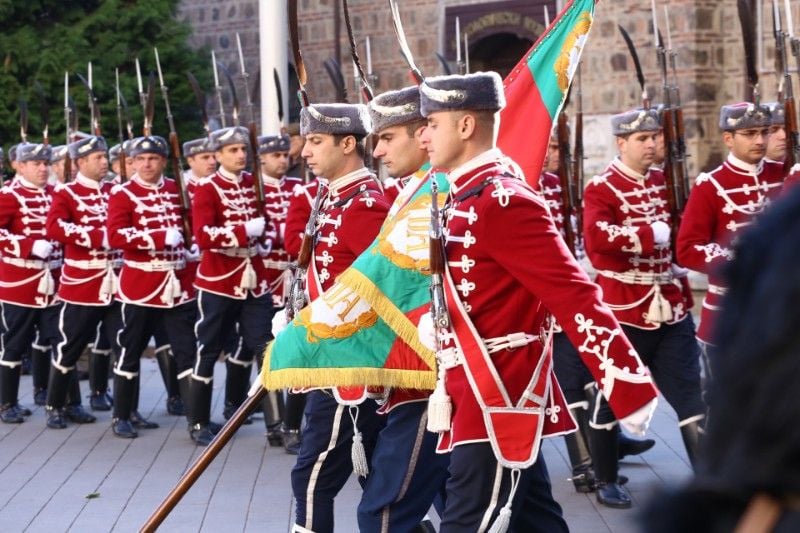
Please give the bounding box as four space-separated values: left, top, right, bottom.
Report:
469 32 534 78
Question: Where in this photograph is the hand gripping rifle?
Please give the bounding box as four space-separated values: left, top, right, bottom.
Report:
774 0 800 170
235 33 266 213
154 47 193 247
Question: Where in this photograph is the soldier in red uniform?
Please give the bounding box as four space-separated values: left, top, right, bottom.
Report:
356 85 448 533
192 126 274 444
418 73 659 531
44 136 126 428
107 136 200 440
677 103 784 367
583 108 705 507
764 102 787 165
0 143 63 423
288 103 390 533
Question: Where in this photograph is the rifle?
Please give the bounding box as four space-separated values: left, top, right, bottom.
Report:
572 64 585 250
115 68 129 183
323 58 348 103
774 0 800 169
556 108 576 254
428 175 449 331
154 47 193 247
187 72 212 139
235 33 266 213
19 98 28 143
76 73 102 136
211 50 227 128
389 0 425 85
34 81 49 146
663 6 691 205
63 72 73 183
287 183 326 320
218 61 240 127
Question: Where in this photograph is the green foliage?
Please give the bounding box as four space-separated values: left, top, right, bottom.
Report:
0 0 213 149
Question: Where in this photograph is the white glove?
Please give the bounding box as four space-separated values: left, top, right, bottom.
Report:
418 312 437 352
651 221 671 245
671 263 690 278
257 241 273 257
164 228 183 247
31 240 53 259
620 398 658 437
245 217 266 238
102 230 110 250
185 244 201 261
271 308 289 337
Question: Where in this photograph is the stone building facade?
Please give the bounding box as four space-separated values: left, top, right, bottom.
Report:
178 0 792 178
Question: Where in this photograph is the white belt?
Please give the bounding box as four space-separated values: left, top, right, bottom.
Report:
263 259 290 270
214 247 258 258
437 332 540 370
597 269 674 285
708 284 727 296
2 257 62 270
124 259 186 272
65 258 114 270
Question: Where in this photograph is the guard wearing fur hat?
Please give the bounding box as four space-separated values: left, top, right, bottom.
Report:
191 126 275 445
355 85 449 533
677 103 784 361
106 135 200 440
0 143 63 424
43 135 123 429
764 102 788 165
287 102 390 533
582 108 705 507
417 73 659 531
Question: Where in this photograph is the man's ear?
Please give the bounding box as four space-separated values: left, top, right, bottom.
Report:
341 135 357 155
722 131 734 150
459 113 477 141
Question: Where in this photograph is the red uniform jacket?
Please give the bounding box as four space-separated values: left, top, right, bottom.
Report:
192 169 271 299
48 175 118 306
262 175 303 307
539 171 567 236
382 176 407 205
435 150 657 454
677 154 784 344
583 159 689 329
107 175 192 308
284 179 320 260
308 169 390 297
0 177 62 308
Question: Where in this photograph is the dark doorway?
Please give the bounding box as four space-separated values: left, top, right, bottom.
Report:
469 33 534 78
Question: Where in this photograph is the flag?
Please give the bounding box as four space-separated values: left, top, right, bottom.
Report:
498 0 596 183
260 167 446 390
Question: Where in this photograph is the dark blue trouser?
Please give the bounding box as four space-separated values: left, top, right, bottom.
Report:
357 401 450 533
552 331 594 407
439 443 568 533
291 390 384 533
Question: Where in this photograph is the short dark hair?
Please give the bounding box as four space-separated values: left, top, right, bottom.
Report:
332 134 367 160
404 119 427 138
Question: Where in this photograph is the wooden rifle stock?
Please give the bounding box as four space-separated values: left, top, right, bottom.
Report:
287 184 326 319
556 112 576 254
168 132 193 247
784 95 800 171
248 123 265 213
660 109 681 252
428 175 449 329
672 106 690 205
572 108 584 249
118 149 128 183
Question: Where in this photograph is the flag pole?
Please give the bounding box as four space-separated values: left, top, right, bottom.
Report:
139 387 267 533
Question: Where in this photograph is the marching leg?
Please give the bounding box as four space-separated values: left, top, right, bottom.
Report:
30 344 50 406
44 365 71 429
64 369 96 424
187 376 216 446
130 375 159 429
591 425 631 509
679 418 704 470
112 375 138 438
155 347 184 416
282 391 306 455
88 348 113 411
223 358 254 423
262 390 285 446
0 365 24 424
565 406 595 493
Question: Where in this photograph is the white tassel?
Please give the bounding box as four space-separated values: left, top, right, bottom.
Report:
646 284 672 323
426 379 452 432
488 469 521 533
348 407 369 477
99 269 117 299
160 273 176 305
240 260 257 290
37 271 55 295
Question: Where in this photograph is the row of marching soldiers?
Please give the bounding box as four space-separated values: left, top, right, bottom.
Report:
0 125 313 449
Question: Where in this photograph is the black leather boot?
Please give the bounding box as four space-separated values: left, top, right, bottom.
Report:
680 419 704 470
565 407 596 493
130 376 158 429
88 350 113 411
45 366 70 429
618 432 656 460
188 378 216 446
0 366 25 423
155 348 184 416
223 361 253 423
65 370 96 424
31 347 50 406
262 390 285 447
591 426 631 509
112 375 138 438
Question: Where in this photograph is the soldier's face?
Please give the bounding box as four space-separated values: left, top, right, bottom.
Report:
134 153 167 183
420 112 467 170
188 152 217 178
766 125 787 162
215 144 248 173
545 138 560 173
723 128 769 164
373 124 427 178
77 151 109 181
617 131 657 174
19 160 49 187
654 131 666 166
259 151 289 178
51 160 66 183
302 134 346 179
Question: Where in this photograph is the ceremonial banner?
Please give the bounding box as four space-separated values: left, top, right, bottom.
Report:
498 0 596 183
260 166 445 390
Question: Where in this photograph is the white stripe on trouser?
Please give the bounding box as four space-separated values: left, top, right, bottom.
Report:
679 414 705 427
0 304 21 368
477 462 505 533
304 403 346 530
52 303 73 373
192 291 212 383
113 303 137 380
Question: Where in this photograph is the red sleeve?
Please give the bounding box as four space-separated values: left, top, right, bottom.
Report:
583 179 655 257
108 187 166 251
0 191 32 258
191 182 248 250
676 178 731 273
47 188 105 249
